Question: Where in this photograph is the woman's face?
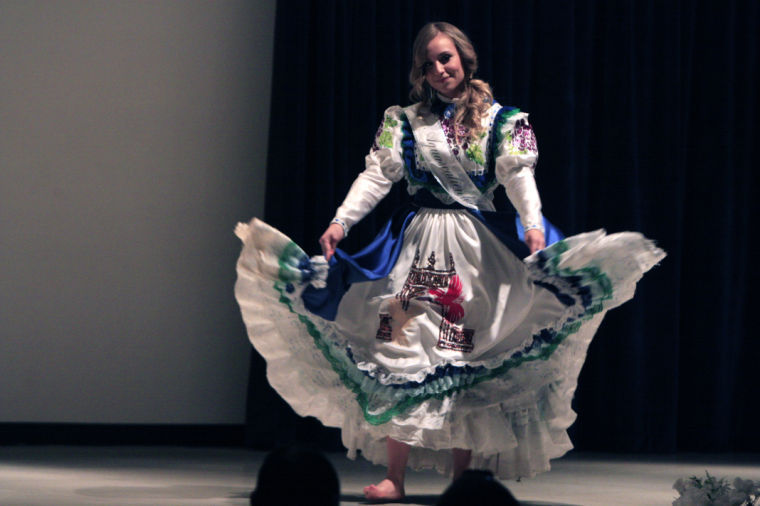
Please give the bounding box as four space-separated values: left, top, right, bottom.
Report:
423 33 465 99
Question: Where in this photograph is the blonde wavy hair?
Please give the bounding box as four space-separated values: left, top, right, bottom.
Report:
409 22 493 140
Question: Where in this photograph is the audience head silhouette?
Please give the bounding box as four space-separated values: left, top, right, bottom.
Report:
436 469 520 505
250 446 339 506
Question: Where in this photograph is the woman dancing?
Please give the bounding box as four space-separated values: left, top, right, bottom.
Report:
235 21 664 502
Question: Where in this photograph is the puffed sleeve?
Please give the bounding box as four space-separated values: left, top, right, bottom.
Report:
332 106 405 234
494 112 545 234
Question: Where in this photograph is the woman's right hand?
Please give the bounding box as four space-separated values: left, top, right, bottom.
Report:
319 223 345 261
524 228 546 254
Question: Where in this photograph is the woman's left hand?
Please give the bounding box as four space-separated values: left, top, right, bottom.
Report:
524 229 545 254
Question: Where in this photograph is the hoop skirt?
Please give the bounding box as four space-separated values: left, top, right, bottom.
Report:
234 207 664 479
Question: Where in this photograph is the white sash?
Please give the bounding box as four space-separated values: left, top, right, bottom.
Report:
403 104 495 212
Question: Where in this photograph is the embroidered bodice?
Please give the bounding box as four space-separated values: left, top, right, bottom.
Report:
333 98 544 234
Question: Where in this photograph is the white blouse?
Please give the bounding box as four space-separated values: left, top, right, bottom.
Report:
333 99 545 236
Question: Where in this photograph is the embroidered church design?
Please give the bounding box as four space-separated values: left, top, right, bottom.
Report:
376 313 393 341
375 250 474 352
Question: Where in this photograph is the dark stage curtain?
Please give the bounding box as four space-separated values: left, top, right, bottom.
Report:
245 0 759 453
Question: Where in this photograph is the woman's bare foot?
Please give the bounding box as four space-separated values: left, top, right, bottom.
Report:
363 477 405 501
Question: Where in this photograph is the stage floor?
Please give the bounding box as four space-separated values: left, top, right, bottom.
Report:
1 446 758 505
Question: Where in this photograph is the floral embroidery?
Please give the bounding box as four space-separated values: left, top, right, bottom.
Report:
397 103 527 198
507 119 538 155
440 116 470 157
373 114 399 151
377 130 393 149
465 131 487 165
488 106 519 172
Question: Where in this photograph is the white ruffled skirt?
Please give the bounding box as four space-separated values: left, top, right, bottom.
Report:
234 208 664 479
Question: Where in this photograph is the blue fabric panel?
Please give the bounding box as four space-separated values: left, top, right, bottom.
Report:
301 207 416 320
335 209 418 282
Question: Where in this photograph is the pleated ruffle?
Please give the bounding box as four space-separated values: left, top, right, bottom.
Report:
234 217 664 479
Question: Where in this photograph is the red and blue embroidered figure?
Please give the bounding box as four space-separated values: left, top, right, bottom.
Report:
375 249 475 353
429 274 464 323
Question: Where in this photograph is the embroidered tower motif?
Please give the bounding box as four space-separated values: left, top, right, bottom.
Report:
397 251 453 310
376 313 392 341
375 249 474 352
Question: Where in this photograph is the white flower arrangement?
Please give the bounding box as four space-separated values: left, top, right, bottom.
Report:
673 472 760 505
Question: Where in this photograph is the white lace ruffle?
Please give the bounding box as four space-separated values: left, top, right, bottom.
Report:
234 216 664 479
